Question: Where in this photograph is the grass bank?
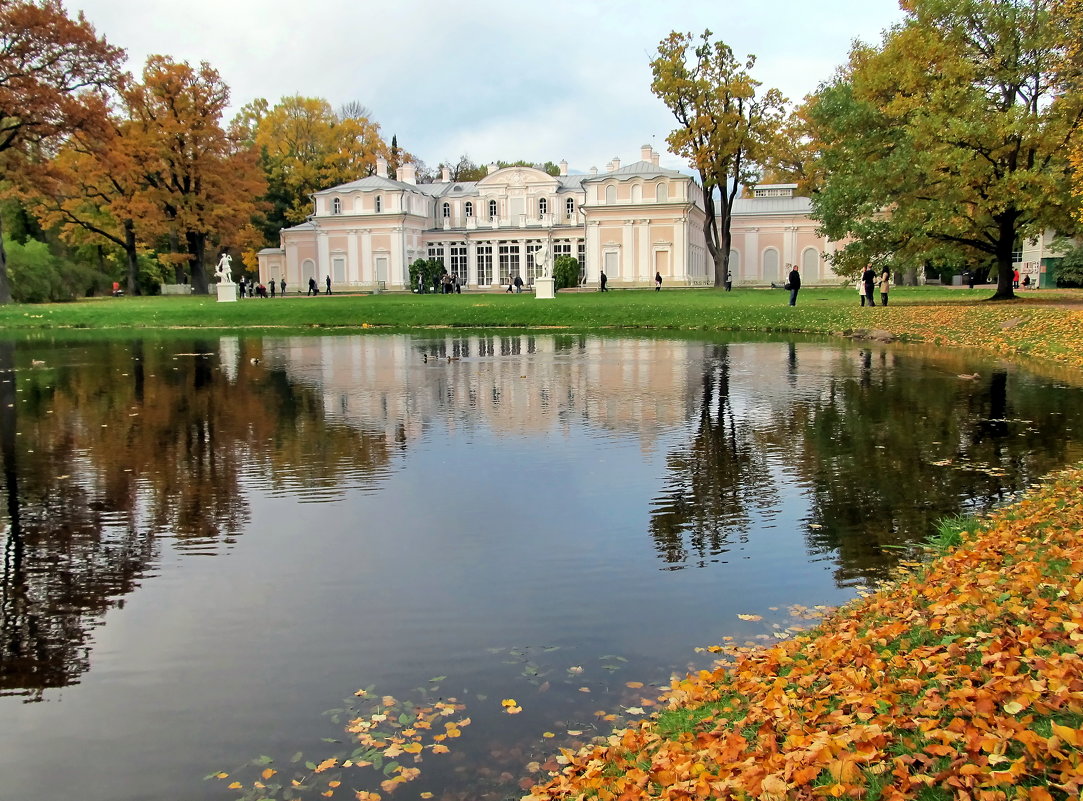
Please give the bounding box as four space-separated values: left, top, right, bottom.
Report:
4 287 1083 372
526 465 1083 800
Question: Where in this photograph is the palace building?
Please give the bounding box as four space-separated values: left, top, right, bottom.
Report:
256 145 838 291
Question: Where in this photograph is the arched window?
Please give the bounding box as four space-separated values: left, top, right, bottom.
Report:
442 202 451 218
566 197 574 216
801 247 820 280
375 195 382 212
539 197 547 216
605 185 616 204
763 248 780 282
728 249 740 279
656 182 668 202
332 197 341 215
631 184 641 203
465 201 473 217
489 199 497 219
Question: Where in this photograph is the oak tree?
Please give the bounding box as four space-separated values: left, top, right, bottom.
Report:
650 30 785 287
809 0 1082 299
0 0 123 302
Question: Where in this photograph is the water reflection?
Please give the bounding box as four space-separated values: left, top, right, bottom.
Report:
0 329 1074 744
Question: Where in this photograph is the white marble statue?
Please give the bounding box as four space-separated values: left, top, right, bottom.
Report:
532 242 551 279
216 253 234 284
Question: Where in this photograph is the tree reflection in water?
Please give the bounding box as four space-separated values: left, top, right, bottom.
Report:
0 338 393 700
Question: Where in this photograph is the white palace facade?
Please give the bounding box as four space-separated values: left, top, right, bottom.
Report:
256 144 839 291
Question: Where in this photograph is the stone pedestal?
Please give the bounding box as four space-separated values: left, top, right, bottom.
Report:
216 283 238 302
534 277 555 300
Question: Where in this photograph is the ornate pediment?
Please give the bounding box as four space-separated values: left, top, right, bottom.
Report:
476 166 560 191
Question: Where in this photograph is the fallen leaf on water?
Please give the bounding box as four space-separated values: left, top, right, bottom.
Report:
736 614 763 621
625 681 644 689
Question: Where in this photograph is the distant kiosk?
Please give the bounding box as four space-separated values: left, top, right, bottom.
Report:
215 253 238 302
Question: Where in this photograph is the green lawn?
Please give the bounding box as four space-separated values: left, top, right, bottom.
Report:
0 285 1059 333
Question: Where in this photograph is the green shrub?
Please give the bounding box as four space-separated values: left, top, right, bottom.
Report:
408 258 445 292
553 255 580 290
4 237 108 302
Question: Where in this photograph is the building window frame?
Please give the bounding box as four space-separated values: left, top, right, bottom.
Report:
332 197 342 215
489 199 498 220
375 195 382 213
465 201 473 217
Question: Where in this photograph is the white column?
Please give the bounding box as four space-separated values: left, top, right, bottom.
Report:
317 232 331 283
638 220 650 282
784 225 797 268
347 231 359 285
622 220 634 281
675 218 687 282
467 240 478 287
390 226 403 286
517 239 525 279
361 230 372 285
585 223 600 283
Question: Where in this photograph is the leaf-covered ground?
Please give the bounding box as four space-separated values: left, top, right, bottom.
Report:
527 465 1083 801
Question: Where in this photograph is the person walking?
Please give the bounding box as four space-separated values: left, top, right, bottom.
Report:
879 268 891 306
600 269 608 292
862 265 877 307
280 278 286 296
325 275 332 295
269 279 276 298
787 263 801 306
513 274 524 293
506 275 514 293
308 276 318 296
655 271 662 291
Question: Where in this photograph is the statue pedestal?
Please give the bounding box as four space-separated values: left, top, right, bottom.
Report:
534 277 555 300
216 283 238 303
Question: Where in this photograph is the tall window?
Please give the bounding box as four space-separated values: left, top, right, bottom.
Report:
476 244 493 285
442 202 451 218
566 197 575 217
526 241 543 282
488 199 498 219
498 242 519 280
631 184 641 203
605 185 616 204
375 195 382 212
332 197 342 214
465 201 473 217
656 182 668 202
539 197 547 216
450 244 467 280
577 242 586 281
428 243 444 265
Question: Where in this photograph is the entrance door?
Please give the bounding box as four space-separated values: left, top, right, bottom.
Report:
332 256 346 284
604 251 619 278
376 257 388 284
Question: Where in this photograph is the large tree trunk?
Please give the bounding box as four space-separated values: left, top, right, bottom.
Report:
989 213 1017 301
124 220 140 296
0 219 11 304
187 230 208 294
700 180 726 288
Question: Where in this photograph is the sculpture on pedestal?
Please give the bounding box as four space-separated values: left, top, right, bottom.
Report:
215 253 234 284
532 242 551 279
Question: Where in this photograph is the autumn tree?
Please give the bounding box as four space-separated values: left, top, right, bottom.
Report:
249 95 391 235
122 56 265 293
650 31 785 287
809 0 1083 299
0 0 124 303
1058 0 1083 217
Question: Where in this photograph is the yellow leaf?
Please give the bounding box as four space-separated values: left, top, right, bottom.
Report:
542 731 555 738
625 681 644 689
1051 723 1080 746
261 768 277 780
228 782 242 790
737 614 763 621
420 794 434 799
402 742 423 754
505 705 522 715
1003 701 1024 715
430 744 450 754
567 729 583 736
329 781 341 788
501 698 517 707
315 758 338 773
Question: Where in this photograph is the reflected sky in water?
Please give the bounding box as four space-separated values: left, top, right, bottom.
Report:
1 333 1081 801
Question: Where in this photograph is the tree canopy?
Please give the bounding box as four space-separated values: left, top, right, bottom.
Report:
807 0 1082 298
0 0 124 302
650 30 785 287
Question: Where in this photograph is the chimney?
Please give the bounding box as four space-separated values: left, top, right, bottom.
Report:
641 144 652 162
651 151 660 168
611 157 621 171
559 159 568 176
605 160 614 172
487 162 498 175
441 166 450 182
589 166 598 176
397 164 417 184
376 156 388 178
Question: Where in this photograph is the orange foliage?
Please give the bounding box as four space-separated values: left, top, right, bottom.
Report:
527 464 1083 800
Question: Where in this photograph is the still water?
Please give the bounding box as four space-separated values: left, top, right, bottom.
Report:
0 333 1080 801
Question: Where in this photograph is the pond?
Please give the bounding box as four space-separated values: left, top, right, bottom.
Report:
0 332 1081 801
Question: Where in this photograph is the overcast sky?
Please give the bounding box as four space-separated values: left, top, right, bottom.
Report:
70 0 905 174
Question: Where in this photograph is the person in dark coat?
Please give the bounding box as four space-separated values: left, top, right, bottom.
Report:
600 269 608 291
308 277 318 296
325 275 332 295
787 264 801 306
280 278 286 295
862 265 877 306
655 271 662 291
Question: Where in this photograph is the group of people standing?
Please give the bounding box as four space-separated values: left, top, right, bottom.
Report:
857 266 891 306
238 275 287 298
307 276 333 295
